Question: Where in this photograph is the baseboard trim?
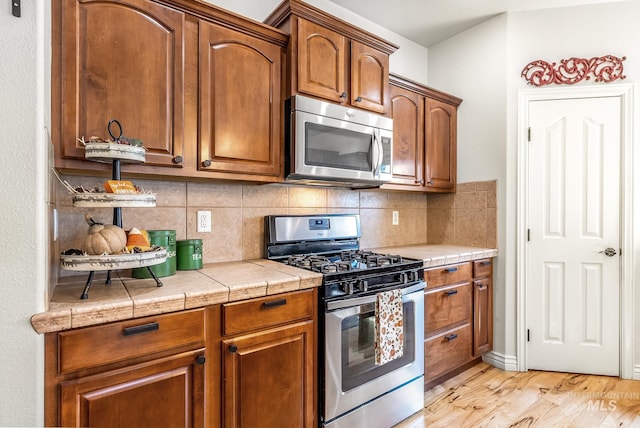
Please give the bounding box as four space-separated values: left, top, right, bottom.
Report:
482 351 519 372
633 365 640 380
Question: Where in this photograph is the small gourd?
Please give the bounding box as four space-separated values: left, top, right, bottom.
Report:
83 214 127 255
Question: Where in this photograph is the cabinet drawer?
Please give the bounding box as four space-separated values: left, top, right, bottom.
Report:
425 282 471 334
223 289 314 336
425 324 472 382
473 258 493 278
425 262 472 288
58 309 205 374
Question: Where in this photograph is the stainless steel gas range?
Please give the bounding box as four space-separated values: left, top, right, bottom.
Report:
265 214 425 428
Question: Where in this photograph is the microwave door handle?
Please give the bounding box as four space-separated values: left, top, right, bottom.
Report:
373 130 383 178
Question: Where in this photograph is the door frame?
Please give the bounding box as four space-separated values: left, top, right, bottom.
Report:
516 84 635 378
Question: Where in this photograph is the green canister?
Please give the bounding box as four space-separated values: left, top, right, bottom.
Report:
176 239 203 270
132 230 177 278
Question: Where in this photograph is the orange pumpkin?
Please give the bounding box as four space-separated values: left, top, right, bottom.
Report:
83 214 127 255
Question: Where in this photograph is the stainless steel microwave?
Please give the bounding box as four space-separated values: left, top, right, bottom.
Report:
285 95 393 188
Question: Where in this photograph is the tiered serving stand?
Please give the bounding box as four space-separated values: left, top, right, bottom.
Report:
59 120 167 299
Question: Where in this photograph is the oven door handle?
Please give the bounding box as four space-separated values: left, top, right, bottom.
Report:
326 281 425 311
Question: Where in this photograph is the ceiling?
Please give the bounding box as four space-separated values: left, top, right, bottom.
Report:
328 0 625 47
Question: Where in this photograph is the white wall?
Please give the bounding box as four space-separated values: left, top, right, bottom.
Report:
429 0 640 373
428 15 510 357
0 1 47 426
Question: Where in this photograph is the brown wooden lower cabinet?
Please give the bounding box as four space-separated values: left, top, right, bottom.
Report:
222 321 314 427
45 290 317 428
425 324 473 381
473 277 493 356
45 309 207 427
220 289 317 428
59 350 205 428
424 259 493 388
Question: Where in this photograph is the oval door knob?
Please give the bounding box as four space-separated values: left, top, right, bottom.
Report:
340 92 347 99
355 96 362 102
202 159 212 168
172 155 183 164
228 344 238 353
599 247 617 257
195 355 206 365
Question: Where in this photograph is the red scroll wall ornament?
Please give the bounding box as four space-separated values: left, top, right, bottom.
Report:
521 55 626 86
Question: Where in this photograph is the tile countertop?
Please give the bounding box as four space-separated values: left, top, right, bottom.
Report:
373 244 498 268
31 244 497 334
31 259 323 334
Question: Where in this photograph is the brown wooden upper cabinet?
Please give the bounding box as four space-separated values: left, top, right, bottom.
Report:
265 0 398 115
53 0 186 169
383 74 462 193
198 21 283 178
52 0 288 183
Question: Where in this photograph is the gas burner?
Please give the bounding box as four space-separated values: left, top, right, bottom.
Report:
319 263 337 273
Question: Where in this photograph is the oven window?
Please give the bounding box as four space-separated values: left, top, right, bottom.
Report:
341 301 415 392
305 123 373 171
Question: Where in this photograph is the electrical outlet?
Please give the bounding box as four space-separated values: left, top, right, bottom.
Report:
197 211 211 233
392 211 399 225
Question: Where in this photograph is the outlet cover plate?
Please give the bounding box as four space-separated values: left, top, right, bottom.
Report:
197 211 211 233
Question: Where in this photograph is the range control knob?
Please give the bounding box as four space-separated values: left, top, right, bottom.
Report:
358 279 368 292
340 281 354 295
408 270 417 282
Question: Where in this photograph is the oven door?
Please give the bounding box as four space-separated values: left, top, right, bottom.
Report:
323 282 425 423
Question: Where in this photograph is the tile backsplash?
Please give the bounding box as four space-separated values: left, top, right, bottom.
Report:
426 181 497 248
53 175 497 281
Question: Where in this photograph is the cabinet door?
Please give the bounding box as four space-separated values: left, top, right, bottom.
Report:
473 278 493 356
387 84 424 188
57 0 185 167
59 350 205 428
199 20 282 178
223 321 315 428
297 18 347 103
424 97 457 191
350 40 389 114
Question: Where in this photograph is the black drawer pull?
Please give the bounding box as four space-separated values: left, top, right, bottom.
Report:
123 322 159 336
263 298 287 309
444 290 458 296
444 333 458 341
479 261 491 266
444 267 458 273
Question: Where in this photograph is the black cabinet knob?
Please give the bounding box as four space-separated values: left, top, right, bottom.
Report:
196 355 206 365
340 92 347 99
202 159 212 168
173 155 183 164
228 344 238 353
355 96 362 102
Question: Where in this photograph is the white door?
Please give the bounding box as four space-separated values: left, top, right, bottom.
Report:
526 96 620 375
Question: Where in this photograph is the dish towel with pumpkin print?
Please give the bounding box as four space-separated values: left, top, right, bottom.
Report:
374 288 404 365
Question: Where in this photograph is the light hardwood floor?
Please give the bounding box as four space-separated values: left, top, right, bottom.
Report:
395 363 640 428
